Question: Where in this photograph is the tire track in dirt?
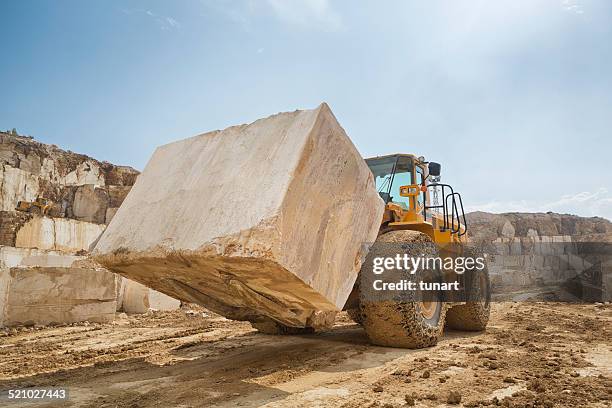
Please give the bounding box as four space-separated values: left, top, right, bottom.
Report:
0 303 609 407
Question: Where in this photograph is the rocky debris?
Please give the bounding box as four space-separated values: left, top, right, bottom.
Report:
447 390 462 404
94 103 384 329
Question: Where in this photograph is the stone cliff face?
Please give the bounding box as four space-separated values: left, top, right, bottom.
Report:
0 131 139 235
465 211 611 302
466 211 612 243
0 131 178 326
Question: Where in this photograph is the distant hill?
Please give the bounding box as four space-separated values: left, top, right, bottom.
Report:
466 211 612 242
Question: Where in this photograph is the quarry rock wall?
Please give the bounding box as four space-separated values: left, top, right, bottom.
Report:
467 212 611 302
0 131 179 326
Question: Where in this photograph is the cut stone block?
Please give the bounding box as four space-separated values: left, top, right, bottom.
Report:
73 184 109 224
14 216 105 252
93 103 384 328
0 245 82 268
63 160 106 186
0 247 116 327
0 165 40 211
120 279 181 314
2 266 116 326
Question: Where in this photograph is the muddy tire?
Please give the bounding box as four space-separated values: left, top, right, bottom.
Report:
360 300 446 348
358 230 446 348
446 248 491 331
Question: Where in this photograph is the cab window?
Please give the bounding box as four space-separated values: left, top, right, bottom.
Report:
389 156 413 210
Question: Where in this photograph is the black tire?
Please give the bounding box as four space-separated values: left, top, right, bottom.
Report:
358 230 446 348
360 300 446 348
446 247 491 331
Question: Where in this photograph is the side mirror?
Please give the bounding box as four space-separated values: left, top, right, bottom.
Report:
428 162 441 177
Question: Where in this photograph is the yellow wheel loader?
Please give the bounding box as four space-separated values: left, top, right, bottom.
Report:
342 154 491 348
262 153 492 348
16 197 52 216
93 104 490 350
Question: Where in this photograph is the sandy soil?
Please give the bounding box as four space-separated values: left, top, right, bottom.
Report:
0 302 610 407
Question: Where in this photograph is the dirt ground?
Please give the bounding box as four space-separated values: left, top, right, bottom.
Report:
0 302 610 407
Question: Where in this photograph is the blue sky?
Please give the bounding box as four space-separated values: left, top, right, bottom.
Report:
1 0 611 219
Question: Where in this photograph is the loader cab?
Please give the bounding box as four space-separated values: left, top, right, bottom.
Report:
365 154 467 244
366 154 425 212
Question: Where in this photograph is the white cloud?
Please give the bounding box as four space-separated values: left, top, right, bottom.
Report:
206 0 343 31
561 0 585 15
165 17 181 29
120 8 181 31
265 0 343 31
546 188 612 218
466 188 612 220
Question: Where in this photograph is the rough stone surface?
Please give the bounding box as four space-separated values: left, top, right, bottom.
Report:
467 211 612 243
0 246 82 269
0 131 139 224
0 211 32 246
0 166 40 212
0 132 138 188
107 186 132 208
94 103 384 328
3 266 116 326
73 184 109 224
466 211 611 302
0 247 118 326
0 132 140 327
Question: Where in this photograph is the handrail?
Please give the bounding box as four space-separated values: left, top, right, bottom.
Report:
455 193 468 236
445 192 468 236
425 183 454 231
425 183 467 236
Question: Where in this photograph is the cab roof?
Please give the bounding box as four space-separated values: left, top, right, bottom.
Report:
365 153 419 162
